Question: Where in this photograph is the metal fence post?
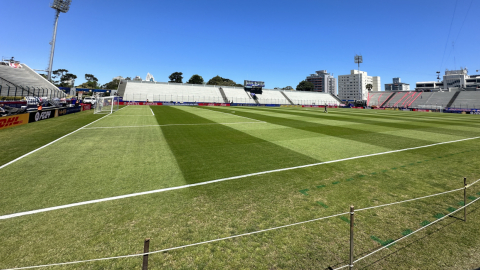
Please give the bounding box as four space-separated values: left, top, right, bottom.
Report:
350 205 354 270
464 177 467 222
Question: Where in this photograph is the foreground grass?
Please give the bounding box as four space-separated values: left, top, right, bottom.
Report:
1 106 480 269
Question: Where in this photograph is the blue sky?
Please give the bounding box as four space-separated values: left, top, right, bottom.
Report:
2 0 479 89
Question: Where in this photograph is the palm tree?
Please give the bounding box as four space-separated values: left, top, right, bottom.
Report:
366 84 373 91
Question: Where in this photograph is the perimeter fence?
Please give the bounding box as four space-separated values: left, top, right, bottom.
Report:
3 177 480 270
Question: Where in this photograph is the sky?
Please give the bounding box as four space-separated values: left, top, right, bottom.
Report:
2 0 479 90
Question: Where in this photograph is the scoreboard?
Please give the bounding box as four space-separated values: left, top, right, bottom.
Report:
244 80 265 88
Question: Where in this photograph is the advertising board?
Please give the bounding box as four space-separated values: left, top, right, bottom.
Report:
0 113 29 130
28 109 56 123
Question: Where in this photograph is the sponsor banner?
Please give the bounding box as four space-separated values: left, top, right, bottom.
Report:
81 103 91 111
412 109 431 112
197 103 231 106
0 113 29 130
280 105 302 107
373 107 385 110
119 102 163 106
444 108 480 114
351 107 365 109
302 105 339 108
28 109 56 123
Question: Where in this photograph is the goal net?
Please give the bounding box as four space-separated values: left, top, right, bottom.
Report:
94 96 120 114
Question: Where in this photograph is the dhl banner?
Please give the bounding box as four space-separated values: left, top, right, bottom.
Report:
0 113 29 130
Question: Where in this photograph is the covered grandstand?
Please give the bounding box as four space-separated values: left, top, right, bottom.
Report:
0 60 66 99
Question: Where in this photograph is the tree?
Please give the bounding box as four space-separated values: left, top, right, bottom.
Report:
169 72 183 83
52 69 77 87
296 80 314 91
102 79 120 90
186 74 204 84
206 75 242 87
125 77 132 81
84 74 99 89
282 86 293 90
366 84 373 91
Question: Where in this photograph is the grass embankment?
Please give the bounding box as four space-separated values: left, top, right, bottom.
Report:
1 106 480 269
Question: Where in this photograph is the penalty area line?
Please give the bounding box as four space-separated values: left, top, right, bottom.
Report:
0 113 112 171
1 135 479 220
82 122 265 129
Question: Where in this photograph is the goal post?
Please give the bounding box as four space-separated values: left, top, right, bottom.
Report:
94 96 120 114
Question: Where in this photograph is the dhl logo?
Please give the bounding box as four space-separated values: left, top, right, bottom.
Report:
0 116 23 128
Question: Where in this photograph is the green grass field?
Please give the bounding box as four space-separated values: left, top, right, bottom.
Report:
1 106 480 269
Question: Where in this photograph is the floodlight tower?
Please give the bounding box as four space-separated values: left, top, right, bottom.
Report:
354 55 363 100
47 0 72 82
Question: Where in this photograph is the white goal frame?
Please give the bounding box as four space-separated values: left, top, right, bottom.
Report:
94 96 120 114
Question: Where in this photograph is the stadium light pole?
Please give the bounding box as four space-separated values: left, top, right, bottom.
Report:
354 55 363 101
47 0 72 82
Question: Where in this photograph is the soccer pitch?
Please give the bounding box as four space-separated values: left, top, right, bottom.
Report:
1 106 480 269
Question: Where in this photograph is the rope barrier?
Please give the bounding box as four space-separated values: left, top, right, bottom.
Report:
332 264 350 270
3 178 479 270
353 196 480 264
356 187 465 212
1 212 349 270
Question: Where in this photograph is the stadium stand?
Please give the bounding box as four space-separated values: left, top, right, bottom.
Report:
255 90 290 104
422 91 456 108
222 87 253 103
449 91 480 109
0 62 65 98
283 91 341 106
121 81 225 103
409 92 434 108
280 91 294 105
120 80 342 105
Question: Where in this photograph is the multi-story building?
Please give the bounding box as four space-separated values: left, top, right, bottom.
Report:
385 77 410 91
306 70 337 95
338 70 380 101
416 68 480 91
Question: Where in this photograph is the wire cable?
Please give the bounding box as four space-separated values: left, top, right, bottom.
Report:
439 0 458 71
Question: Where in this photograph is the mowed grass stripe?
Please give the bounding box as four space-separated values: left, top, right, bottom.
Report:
200 107 439 151
332 109 480 125
243 107 480 139
151 106 318 184
0 107 186 215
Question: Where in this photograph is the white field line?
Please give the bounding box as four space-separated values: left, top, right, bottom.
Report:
0 105 130 170
194 106 266 122
1 135 479 220
0 114 112 170
82 122 265 129
150 108 155 116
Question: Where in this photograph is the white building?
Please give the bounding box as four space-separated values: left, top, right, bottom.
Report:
306 70 337 95
415 68 480 91
338 70 380 101
385 77 410 91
